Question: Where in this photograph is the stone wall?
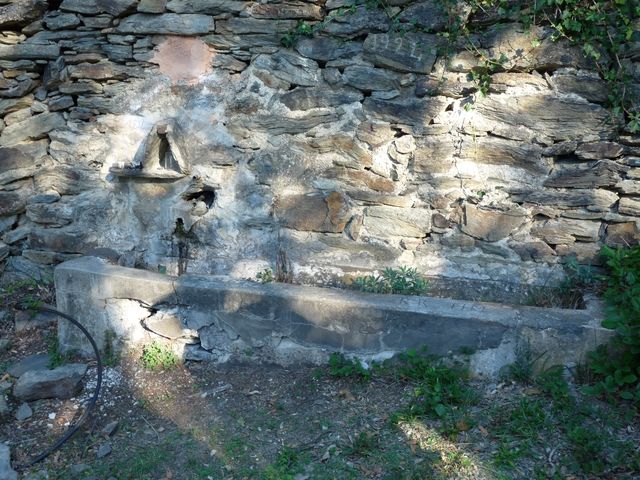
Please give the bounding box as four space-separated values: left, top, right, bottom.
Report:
0 0 639 288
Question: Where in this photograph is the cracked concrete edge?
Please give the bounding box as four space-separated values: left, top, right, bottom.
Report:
53 257 611 376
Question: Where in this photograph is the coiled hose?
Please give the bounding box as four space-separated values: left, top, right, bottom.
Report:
12 305 102 471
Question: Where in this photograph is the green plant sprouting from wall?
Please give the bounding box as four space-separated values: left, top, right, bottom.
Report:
352 266 429 296
584 245 640 406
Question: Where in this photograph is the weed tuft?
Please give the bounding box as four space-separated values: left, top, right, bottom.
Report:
352 267 429 296
328 353 373 381
141 341 180 371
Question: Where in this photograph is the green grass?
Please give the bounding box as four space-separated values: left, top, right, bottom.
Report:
46 331 71 368
140 341 180 371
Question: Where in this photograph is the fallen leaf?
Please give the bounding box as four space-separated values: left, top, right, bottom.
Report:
456 420 471 431
339 389 355 401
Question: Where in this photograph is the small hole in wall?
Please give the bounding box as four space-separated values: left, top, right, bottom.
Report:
183 189 216 208
48 0 63 10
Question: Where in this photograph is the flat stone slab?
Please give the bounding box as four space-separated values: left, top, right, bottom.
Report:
14 308 57 332
15 403 32 421
13 363 87 401
7 354 49 378
55 257 611 377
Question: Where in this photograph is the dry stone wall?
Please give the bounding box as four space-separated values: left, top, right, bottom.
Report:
0 0 639 288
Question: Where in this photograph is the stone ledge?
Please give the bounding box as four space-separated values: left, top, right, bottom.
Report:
55 257 611 377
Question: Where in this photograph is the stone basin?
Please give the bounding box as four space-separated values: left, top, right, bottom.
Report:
55 257 612 377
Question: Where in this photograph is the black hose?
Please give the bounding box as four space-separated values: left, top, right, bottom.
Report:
12 305 103 471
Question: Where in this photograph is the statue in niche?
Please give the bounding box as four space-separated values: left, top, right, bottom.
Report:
110 121 188 179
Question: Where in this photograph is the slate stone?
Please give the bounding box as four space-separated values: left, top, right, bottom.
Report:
295 37 362 62
0 141 48 172
323 167 395 193
323 6 390 37
462 204 527 242
531 219 601 244
0 192 26 217
343 65 402 91
14 309 57 332
59 81 103 95
81 15 113 28
356 121 395 148
363 96 449 126
138 0 167 13
25 202 73 227
0 43 60 61
459 135 546 174
253 51 320 87
101 44 133 63
0 0 46 30
68 62 128 81
276 192 351 233
244 111 339 135
472 95 617 141
216 18 296 35
28 229 94 254
0 113 65 147
0 78 37 99
166 0 248 14
49 96 75 112
575 142 625 160
544 161 624 188
363 32 439 74
364 206 431 238
619 197 640 216
15 403 32 422
34 166 98 195
549 72 608 103
96 444 112 459
60 0 137 16
616 180 640 195
249 1 323 19
44 13 80 30
510 189 619 211
606 222 640 247
3 226 29 245
279 86 362 110
143 311 189 340
13 363 88 401
101 420 119 437
0 395 9 417
510 241 556 262
0 243 8 262
396 1 450 31
117 13 214 35
7 354 50 378
480 24 591 71
43 57 67 91
306 134 371 167
204 33 281 50
211 54 247 72
0 95 34 116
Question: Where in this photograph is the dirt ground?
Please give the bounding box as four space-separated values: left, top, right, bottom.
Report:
1 282 639 480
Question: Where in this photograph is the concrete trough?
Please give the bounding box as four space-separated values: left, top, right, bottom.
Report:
55 257 613 376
